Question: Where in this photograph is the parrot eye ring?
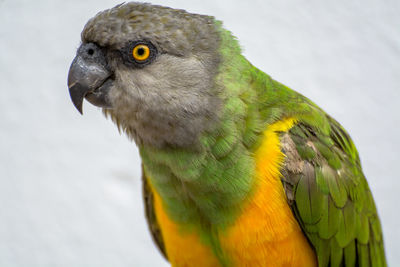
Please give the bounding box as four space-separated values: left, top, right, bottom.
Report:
122 40 157 67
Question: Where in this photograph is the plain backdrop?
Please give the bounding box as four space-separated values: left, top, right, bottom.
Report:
0 0 399 266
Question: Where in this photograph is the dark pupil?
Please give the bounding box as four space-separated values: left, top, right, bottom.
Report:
137 47 145 56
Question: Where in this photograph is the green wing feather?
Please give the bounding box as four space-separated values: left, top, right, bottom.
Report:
280 117 386 266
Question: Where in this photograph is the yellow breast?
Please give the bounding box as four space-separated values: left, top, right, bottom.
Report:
149 118 317 267
150 181 221 267
219 118 317 266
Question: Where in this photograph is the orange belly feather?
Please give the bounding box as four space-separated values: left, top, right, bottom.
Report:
149 118 317 267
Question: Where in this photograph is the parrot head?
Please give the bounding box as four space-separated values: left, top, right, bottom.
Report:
68 3 224 147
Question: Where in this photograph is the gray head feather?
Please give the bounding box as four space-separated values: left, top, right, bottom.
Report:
81 2 223 148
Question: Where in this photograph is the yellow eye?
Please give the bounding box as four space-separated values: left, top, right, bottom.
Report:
132 44 150 61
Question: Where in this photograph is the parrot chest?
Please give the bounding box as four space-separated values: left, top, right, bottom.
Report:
149 119 317 267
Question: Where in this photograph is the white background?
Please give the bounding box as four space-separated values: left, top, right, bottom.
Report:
0 0 399 266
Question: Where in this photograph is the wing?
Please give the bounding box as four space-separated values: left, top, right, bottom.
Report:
280 116 386 266
142 166 168 261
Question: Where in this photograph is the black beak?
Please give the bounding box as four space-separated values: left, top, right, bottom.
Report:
68 43 113 114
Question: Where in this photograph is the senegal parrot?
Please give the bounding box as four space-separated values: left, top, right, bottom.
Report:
67 3 386 266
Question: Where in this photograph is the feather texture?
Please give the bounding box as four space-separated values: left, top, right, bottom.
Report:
281 119 386 266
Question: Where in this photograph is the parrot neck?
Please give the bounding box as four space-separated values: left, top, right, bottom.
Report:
139 30 260 231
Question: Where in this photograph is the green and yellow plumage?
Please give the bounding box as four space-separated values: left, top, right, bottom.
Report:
68 3 386 266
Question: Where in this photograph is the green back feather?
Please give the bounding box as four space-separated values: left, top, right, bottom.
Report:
282 118 386 266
